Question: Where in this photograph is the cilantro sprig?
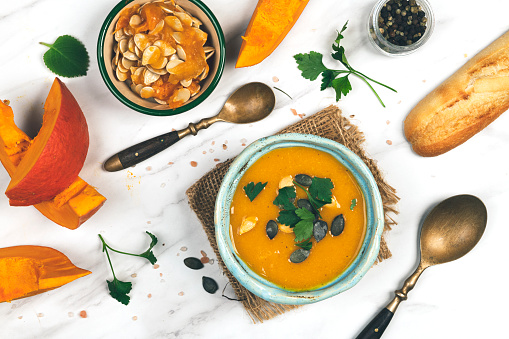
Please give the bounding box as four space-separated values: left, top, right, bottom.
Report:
99 231 158 305
294 21 397 107
243 182 267 202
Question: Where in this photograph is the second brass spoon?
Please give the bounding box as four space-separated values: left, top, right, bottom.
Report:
104 82 276 172
356 194 487 338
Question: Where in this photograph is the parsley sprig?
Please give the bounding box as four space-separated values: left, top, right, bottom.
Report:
294 21 397 107
99 231 158 305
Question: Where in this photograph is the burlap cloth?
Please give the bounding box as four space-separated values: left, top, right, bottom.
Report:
186 105 399 322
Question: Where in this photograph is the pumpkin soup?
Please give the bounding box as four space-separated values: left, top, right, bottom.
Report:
229 146 366 291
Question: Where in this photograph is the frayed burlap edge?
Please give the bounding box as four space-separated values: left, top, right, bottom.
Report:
186 105 399 323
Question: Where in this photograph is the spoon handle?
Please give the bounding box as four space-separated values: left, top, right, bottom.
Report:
356 265 425 339
104 131 180 171
103 116 220 172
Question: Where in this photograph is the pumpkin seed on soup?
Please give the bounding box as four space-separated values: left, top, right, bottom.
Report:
184 257 204 270
313 220 328 242
331 214 345 236
294 174 312 187
290 248 310 263
202 276 218 294
297 199 315 214
266 220 278 240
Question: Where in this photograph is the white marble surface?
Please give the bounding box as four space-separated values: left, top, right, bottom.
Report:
0 0 508 338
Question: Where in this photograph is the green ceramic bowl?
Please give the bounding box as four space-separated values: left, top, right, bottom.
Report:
97 0 225 116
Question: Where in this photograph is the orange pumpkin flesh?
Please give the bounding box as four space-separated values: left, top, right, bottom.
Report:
0 245 90 303
236 0 309 68
5 78 89 206
0 96 106 230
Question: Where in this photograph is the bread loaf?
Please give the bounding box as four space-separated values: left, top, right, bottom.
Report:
404 30 509 156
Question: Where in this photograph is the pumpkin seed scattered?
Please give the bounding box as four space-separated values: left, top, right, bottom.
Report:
202 276 219 294
184 257 204 270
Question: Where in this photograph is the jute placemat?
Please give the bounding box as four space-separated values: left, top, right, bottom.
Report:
186 105 399 322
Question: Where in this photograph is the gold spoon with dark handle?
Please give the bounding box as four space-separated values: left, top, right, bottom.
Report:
104 82 276 172
357 194 487 339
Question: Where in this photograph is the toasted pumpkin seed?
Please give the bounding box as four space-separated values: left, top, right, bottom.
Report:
295 174 312 187
331 214 345 236
184 257 204 270
202 276 218 294
266 220 278 240
313 220 328 242
290 249 310 263
239 216 258 235
176 45 186 61
129 14 142 27
164 16 184 31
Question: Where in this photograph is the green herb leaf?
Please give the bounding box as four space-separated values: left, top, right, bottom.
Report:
331 45 350 69
321 70 339 91
40 35 89 78
294 51 327 81
294 219 314 242
138 231 158 265
331 76 352 101
277 209 300 227
334 21 349 45
107 278 132 305
309 177 334 204
296 238 313 251
273 186 296 210
350 198 357 211
293 208 316 242
243 182 268 202
295 207 315 221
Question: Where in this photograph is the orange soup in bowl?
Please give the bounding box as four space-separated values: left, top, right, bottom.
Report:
229 146 366 291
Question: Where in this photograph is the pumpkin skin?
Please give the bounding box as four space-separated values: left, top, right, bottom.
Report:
236 0 310 68
0 245 90 303
5 78 89 206
0 92 105 229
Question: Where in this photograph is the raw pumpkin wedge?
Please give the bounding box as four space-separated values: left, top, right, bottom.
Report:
0 98 106 230
0 246 90 303
5 78 89 206
236 0 310 68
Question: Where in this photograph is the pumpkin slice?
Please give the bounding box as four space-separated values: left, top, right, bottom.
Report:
0 98 106 229
236 0 309 68
0 245 90 303
5 78 89 206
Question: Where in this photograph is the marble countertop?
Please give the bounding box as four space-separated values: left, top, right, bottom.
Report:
1 0 508 338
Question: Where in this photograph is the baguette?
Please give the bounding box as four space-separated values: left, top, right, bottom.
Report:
404 30 509 157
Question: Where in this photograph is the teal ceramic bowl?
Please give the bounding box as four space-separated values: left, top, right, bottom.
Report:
215 133 384 305
97 0 225 116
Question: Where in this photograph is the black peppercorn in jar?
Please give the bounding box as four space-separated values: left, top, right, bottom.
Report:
368 0 434 56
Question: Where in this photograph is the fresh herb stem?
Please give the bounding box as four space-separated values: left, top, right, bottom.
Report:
99 236 143 258
355 73 386 107
273 87 293 100
353 70 397 92
100 235 117 280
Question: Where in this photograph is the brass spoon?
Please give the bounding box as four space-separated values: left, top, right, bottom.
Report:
104 82 276 172
357 194 487 339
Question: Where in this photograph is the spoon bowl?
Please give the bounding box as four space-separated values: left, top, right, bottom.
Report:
357 194 487 338
104 82 276 172
420 195 487 267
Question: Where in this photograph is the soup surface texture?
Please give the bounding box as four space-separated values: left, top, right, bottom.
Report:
229 146 366 291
